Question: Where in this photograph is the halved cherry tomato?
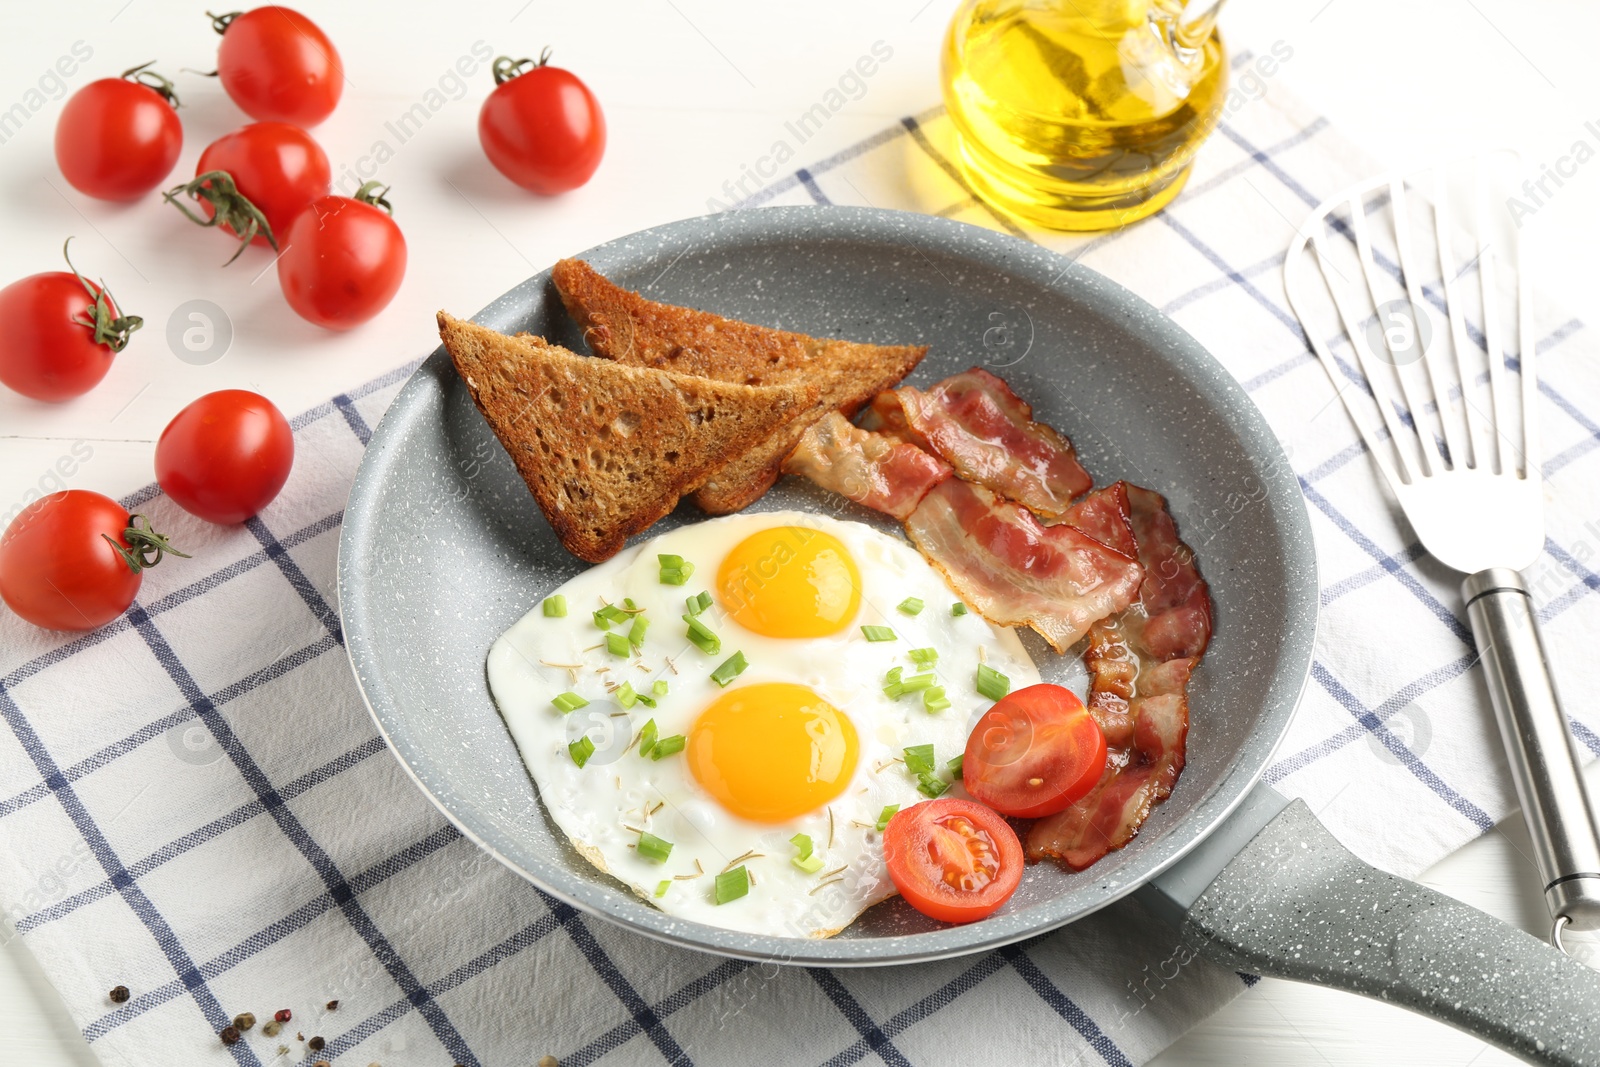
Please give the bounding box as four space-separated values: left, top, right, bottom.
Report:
0 491 185 632
962 684 1107 818
156 390 293 525
166 122 330 257
883 798 1023 924
478 50 605 195
211 7 343 127
55 63 183 201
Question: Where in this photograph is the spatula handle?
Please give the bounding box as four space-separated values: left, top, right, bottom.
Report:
1464 567 1600 938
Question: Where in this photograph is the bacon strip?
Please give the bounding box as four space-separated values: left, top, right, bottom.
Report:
903 478 1143 653
879 369 1093 518
1028 484 1210 870
782 412 953 520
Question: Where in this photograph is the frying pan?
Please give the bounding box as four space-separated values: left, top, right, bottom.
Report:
337 206 1600 1063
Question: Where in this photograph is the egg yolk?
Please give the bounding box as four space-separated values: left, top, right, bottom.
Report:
688 683 859 823
716 526 861 638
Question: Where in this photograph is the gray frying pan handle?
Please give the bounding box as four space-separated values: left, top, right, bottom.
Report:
1464 568 1600 938
1138 786 1600 1065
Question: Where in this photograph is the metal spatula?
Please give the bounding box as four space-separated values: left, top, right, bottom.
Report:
1284 152 1600 949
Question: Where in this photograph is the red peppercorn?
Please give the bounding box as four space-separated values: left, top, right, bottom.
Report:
220 1025 241 1046
274 1008 292 1023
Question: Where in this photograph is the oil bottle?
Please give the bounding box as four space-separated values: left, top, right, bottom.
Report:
942 0 1228 231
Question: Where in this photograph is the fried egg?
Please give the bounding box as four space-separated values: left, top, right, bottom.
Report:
486 511 1040 937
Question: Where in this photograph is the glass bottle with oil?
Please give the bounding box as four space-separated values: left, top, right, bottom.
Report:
942 0 1227 231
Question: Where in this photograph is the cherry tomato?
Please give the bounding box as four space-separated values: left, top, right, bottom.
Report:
0 242 141 402
478 50 605 194
963 684 1108 818
55 64 182 201
156 390 294 525
0 491 184 632
882 799 1023 924
211 6 343 127
277 186 407 329
170 122 330 253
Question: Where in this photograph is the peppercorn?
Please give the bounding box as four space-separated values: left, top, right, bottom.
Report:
539 1057 559 1067
309 1036 325 1051
326 999 339 1011
263 1020 282 1038
108 985 130 1004
274 1008 292 1023
234 1012 256 1031
313 1062 331 1067
220 1025 241 1046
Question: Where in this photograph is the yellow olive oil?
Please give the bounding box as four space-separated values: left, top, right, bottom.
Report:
942 0 1227 231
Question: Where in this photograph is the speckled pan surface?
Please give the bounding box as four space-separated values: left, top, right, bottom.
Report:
337 206 1317 966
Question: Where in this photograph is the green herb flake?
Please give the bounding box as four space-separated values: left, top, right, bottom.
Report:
683 614 722 656
593 604 625 630
710 651 748 688
897 597 924 616
790 832 814 861
976 663 1010 701
637 832 674 863
658 554 696 585
951 602 968 617
903 744 936 775
651 734 686 760
568 736 596 769
628 615 650 649
652 679 669 697
638 719 658 758
947 754 965 776
714 865 750 904
605 632 631 658
793 854 825 873
655 879 671 898
542 595 567 618
917 772 950 798
551 692 588 714
686 590 714 616
876 804 900 832
860 625 897 642
908 647 938 668
923 686 951 713
614 682 638 709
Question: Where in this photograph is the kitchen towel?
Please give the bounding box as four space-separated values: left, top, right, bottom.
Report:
4 49 1599 1067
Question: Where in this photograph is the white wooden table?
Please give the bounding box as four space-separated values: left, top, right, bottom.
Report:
4 1 1599 1063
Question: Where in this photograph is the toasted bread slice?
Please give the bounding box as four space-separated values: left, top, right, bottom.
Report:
438 312 817 562
551 257 928 514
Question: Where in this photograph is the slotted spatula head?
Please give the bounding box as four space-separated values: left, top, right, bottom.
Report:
1284 152 1542 574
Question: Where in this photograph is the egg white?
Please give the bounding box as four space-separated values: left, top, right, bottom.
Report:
486 510 1040 938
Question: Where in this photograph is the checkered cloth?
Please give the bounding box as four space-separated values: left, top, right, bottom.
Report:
5 51 1599 1067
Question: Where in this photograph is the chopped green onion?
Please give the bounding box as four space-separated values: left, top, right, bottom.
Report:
951 602 968 617
917 772 949 798
638 719 658 758
569 736 595 768
652 679 669 697
884 668 937 701
897 597 924 616
710 651 748 688
605 632 631 657
651 734 686 760
636 693 657 709
794 854 825 874
614 681 638 709
542 595 567 617
923 686 951 713
790 832 814 861
947 754 964 776
882 666 904 700
637 832 674 863
659 554 696 585
686 590 713 616
976 663 1010 701
900 672 936 694
594 604 625 630
628 615 650 649
655 880 671 898
683 614 722 656
551 692 588 714
903 744 936 775
860 625 897 642
876 804 900 831
714 866 750 904
908 647 938 667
